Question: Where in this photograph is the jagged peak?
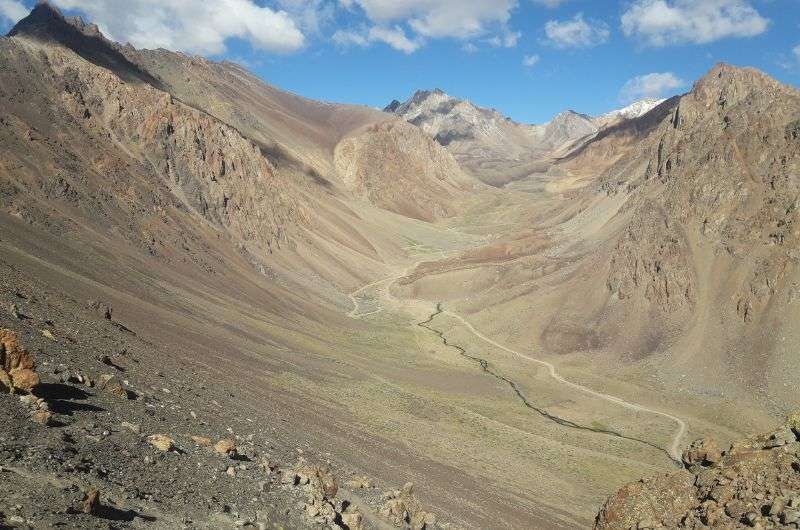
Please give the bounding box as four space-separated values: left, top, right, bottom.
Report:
691 62 791 105
9 0 106 42
8 1 64 36
7 1 164 89
383 99 402 113
410 88 451 102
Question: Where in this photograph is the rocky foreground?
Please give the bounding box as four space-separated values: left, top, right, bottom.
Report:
596 415 800 530
0 281 438 530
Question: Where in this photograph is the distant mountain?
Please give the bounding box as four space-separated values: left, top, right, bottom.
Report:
384 89 552 185
593 98 666 128
538 110 599 154
385 90 667 185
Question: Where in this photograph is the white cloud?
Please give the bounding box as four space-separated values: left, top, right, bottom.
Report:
276 0 336 35
619 72 685 103
0 0 27 23
794 44 800 62
368 25 420 53
333 25 421 54
522 54 540 67
544 13 610 48
50 0 306 55
341 0 517 40
486 30 521 48
332 29 370 47
532 0 568 7
621 0 769 47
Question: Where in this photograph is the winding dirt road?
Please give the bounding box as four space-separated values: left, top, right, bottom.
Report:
346 256 687 464
440 309 687 462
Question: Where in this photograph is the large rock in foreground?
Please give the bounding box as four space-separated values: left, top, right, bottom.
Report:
596 414 800 529
0 329 40 393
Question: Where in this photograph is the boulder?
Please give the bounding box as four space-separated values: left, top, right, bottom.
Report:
295 464 337 500
682 438 722 468
147 434 176 452
31 410 53 426
341 510 365 530
0 329 40 393
87 300 113 320
214 439 236 456
764 427 797 449
0 370 12 393
191 436 213 447
380 483 433 528
82 488 100 515
98 374 129 399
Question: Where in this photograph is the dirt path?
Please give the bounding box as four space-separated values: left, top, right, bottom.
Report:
419 304 678 462
346 255 688 465
440 307 687 463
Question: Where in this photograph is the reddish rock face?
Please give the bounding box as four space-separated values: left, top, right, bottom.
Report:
596 414 800 530
0 329 40 393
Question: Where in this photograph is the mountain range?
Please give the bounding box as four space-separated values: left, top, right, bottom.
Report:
384 89 664 185
1 3 799 530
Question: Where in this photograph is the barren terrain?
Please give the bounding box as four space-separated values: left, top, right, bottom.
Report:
2 4 800 530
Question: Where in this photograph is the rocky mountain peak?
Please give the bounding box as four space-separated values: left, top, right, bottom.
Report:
383 99 402 113
7 0 68 38
551 109 593 123
8 2 163 88
7 1 99 41
691 62 789 108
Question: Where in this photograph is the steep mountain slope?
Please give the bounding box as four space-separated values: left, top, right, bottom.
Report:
0 4 496 529
334 120 476 221
384 89 549 185
500 63 800 411
126 49 386 182
127 52 474 222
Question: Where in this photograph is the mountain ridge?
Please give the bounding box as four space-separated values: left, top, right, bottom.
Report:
384 87 673 184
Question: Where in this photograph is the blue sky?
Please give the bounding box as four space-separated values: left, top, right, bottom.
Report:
2 0 799 123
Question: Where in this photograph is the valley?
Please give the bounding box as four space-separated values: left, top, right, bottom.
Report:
1 3 799 530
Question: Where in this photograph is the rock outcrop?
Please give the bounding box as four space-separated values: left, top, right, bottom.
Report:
334 120 475 221
550 63 800 366
380 482 437 529
596 414 800 529
0 329 40 394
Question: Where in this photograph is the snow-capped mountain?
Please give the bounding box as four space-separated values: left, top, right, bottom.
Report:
595 98 666 126
385 90 667 183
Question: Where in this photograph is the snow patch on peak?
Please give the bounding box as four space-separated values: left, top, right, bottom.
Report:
601 98 665 121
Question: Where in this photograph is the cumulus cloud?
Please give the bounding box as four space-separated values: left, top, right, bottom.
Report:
49 0 306 54
341 0 517 40
621 0 769 47
522 54 540 67
619 72 685 103
367 25 420 53
333 25 420 54
544 13 610 49
276 0 336 35
0 0 27 24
